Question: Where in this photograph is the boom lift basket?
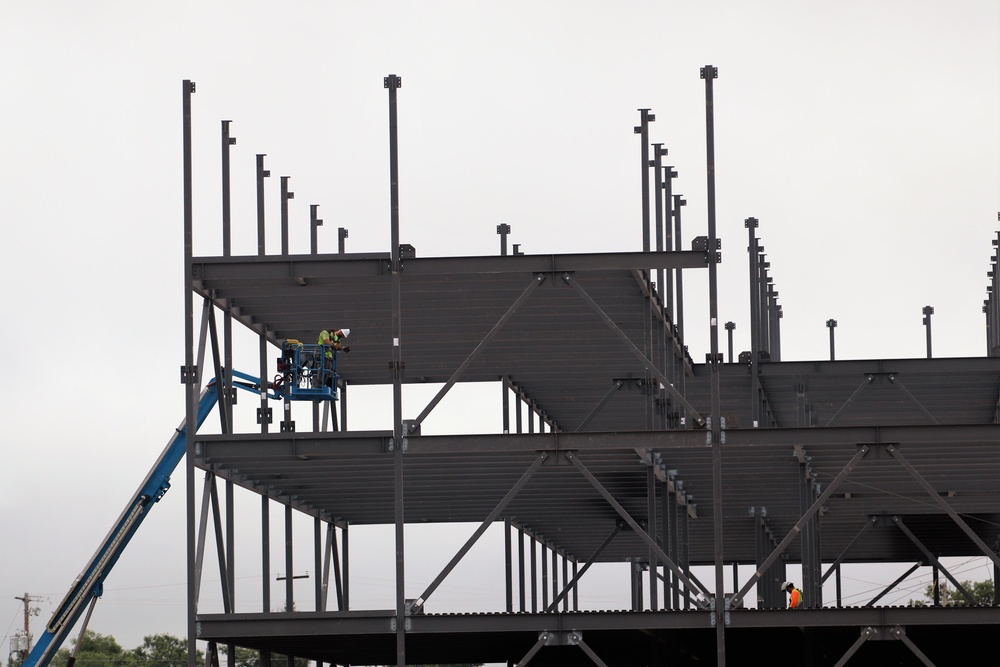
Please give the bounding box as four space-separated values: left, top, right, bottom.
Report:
274 339 339 400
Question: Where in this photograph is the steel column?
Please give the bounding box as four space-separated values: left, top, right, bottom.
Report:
635 108 654 252
701 63 727 662
181 78 198 667
384 72 406 667
256 154 268 256
280 176 293 255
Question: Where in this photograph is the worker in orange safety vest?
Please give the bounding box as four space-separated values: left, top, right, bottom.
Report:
781 581 802 608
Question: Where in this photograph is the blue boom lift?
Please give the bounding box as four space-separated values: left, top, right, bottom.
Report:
24 343 340 667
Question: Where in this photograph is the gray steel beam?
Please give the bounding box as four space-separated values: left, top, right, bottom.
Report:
191 249 710 285
195 422 1000 461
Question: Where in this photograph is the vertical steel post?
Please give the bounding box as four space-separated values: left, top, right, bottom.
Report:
541 542 549 610
518 527 526 612
221 121 234 256
502 377 510 434
284 505 293 611
338 227 348 254
384 73 406 667
663 166 678 320
700 62 726 665
746 218 761 426
767 286 780 361
550 547 558 609
635 109 655 252
504 518 513 613
661 482 670 608
759 259 771 358
221 117 236 659
342 523 350 610
497 223 511 256
181 78 198 667
653 144 666 294
256 155 269 256
827 319 838 361
572 560 579 610
673 195 687 344
280 177 293 255
669 481 679 609
725 322 735 363
647 466 658 610
309 205 322 255
561 555 569 611
314 518 323 611
262 496 270 612
530 535 538 612
923 306 934 358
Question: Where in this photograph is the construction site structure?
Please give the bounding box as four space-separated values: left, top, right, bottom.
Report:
30 71 1000 667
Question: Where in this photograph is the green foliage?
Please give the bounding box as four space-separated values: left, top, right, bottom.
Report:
48 632 201 667
912 578 995 606
51 632 135 667
132 634 194 667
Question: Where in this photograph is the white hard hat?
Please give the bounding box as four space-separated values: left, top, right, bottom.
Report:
780 581 791 591
341 328 351 337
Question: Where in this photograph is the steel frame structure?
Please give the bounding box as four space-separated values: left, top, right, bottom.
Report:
178 73 1000 666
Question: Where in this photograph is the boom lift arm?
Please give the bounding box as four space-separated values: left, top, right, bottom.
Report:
25 382 223 667
25 346 343 667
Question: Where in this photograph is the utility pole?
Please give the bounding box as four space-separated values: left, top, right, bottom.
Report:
12 593 40 661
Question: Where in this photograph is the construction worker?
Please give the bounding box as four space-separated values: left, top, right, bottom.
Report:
781 581 802 609
318 327 351 352
317 328 350 387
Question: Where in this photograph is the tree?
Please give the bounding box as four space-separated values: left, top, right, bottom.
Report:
910 579 995 606
132 634 198 667
51 631 137 667
48 632 201 667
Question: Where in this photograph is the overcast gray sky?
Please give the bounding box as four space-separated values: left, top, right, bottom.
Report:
2 0 998 658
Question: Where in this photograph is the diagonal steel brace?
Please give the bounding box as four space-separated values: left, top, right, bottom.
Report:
411 273 546 431
562 272 705 425
887 444 1000 571
891 516 977 605
411 452 548 612
564 451 710 606
545 523 622 612
732 445 870 607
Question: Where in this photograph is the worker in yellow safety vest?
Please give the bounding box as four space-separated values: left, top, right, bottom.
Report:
317 328 350 387
781 581 802 609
